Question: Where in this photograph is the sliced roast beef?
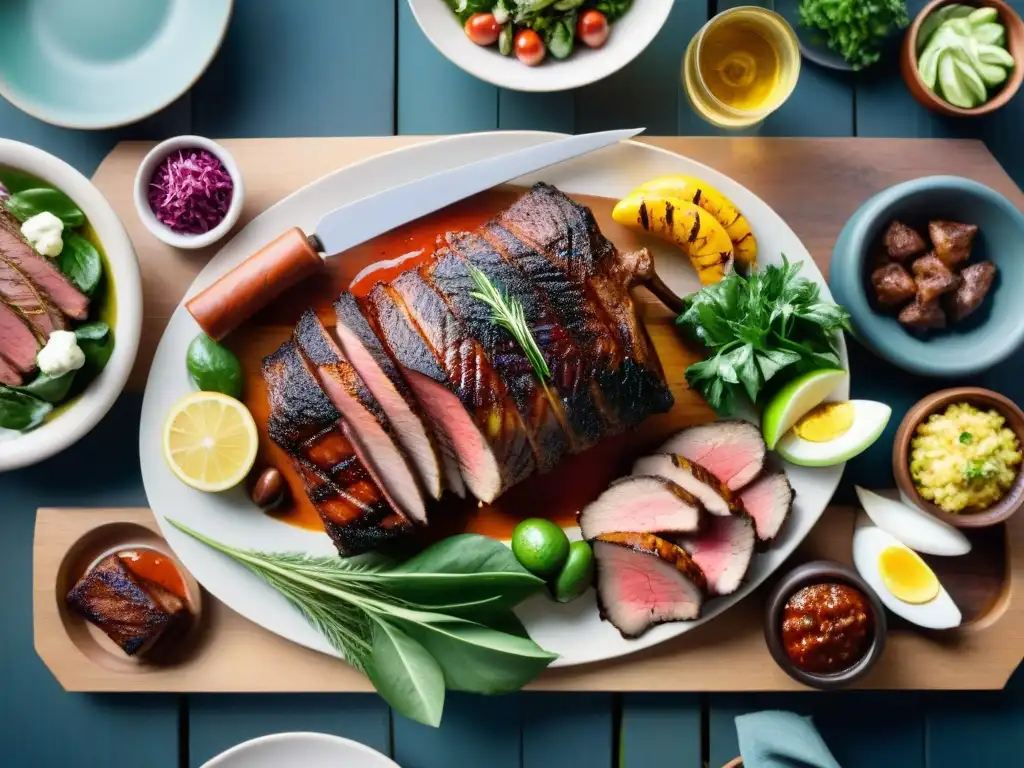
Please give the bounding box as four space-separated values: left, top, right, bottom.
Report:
593 532 707 639
660 421 766 491
0 354 22 386
333 292 447 500
444 231 605 452
262 341 411 555
737 471 794 543
0 209 88 321
294 309 427 524
368 275 535 501
578 475 704 540
425 243 572 471
0 257 67 339
0 300 40 372
675 514 756 596
632 453 742 517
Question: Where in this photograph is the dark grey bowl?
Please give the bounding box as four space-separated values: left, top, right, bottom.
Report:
764 560 887 690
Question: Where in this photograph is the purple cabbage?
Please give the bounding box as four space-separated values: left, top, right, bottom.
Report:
148 149 233 234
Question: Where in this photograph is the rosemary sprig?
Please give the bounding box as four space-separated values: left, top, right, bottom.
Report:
467 264 551 382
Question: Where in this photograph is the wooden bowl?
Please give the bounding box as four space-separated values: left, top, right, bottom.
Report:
763 561 887 690
901 0 1024 117
893 387 1024 528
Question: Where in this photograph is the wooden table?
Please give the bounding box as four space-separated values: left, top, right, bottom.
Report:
2 2 1023 767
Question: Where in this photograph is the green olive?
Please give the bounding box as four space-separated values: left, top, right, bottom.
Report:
511 518 570 578
552 540 595 603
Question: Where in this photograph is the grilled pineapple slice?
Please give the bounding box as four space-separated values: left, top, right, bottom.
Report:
612 194 734 285
628 174 757 272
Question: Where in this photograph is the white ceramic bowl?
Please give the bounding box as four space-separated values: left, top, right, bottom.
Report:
406 0 674 92
133 135 245 250
0 139 142 471
201 732 399 768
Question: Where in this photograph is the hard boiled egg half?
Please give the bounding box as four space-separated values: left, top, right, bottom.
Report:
775 400 892 467
852 513 961 629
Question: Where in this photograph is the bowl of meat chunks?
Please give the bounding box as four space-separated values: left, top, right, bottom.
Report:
829 175 1024 377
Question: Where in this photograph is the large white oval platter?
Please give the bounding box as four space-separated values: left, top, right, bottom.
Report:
140 132 848 668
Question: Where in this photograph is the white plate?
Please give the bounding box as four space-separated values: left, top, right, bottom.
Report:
140 132 848 668
201 732 398 768
406 0 674 92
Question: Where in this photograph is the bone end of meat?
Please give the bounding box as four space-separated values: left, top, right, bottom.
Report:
883 221 927 261
737 471 794 544
659 420 767 491
65 554 190 656
911 253 958 303
929 220 978 268
871 263 916 308
578 475 704 540
631 453 740 517
593 532 706 639
947 261 997 322
675 514 756 596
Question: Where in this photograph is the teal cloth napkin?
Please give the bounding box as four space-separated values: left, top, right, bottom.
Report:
735 711 841 768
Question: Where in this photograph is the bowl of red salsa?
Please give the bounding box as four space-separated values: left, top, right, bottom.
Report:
764 561 887 689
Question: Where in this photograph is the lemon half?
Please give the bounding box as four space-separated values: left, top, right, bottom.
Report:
163 391 258 492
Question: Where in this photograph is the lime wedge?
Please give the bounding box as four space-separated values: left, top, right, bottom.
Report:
761 368 847 450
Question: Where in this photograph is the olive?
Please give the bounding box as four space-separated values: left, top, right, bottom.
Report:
552 540 595 603
251 467 286 510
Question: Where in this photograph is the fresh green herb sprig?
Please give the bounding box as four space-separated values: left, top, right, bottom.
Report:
169 520 557 727
468 264 552 382
677 255 850 416
798 0 909 71
963 459 995 481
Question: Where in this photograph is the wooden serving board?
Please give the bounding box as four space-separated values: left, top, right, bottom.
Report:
35 136 1022 693
35 505 1022 692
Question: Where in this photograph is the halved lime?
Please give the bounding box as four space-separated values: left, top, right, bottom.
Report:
511 518 570 578
553 540 595 603
761 368 847 450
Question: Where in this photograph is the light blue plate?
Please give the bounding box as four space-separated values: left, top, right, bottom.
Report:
0 0 233 129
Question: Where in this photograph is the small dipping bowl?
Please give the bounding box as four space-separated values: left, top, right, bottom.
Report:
133 135 244 250
764 560 887 690
894 387 1024 528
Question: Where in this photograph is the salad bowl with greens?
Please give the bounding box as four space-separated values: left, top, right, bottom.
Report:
0 139 141 471
407 0 672 91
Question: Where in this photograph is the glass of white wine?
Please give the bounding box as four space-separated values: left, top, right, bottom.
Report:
683 6 801 129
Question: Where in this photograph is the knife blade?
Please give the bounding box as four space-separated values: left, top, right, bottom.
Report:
186 128 645 340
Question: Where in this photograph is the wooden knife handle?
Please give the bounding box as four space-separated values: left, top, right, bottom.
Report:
186 228 323 341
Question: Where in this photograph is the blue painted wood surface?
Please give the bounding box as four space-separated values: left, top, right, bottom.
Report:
2 0 1024 765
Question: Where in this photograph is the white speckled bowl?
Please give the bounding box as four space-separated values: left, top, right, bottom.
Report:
0 138 142 471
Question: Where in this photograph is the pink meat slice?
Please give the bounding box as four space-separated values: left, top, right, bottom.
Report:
632 453 742 517
333 293 445 499
0 257 67 339
675 515 756 596
660 420 766 491
578 475 704 540
294 309 427 524
0 354 22 386
593 532 707 639
737 472 795 543
0 301 40 372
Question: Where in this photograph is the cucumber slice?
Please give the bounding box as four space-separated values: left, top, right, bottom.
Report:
973 22 1007 47
953 55 989 103
947 5 976 19
918 46 943 90
977 42 1015 67
961 37 1009 86
918 6 960 53
938 51 980 108
968 7 1000 26
948 18 973 36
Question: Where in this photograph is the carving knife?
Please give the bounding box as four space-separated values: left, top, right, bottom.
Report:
186 128 644 340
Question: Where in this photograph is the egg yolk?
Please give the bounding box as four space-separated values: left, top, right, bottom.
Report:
878 546 940 604
792 402 855 443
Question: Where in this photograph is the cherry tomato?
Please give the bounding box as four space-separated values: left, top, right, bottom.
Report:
465 13 502 46
577 10 610 48
515 29 546 66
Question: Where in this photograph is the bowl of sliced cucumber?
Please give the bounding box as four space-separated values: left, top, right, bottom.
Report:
901 0 1023 116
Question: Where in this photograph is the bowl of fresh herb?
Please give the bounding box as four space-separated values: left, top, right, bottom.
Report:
783 0 910 71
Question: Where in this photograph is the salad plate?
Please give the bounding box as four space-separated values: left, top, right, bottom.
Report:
138 131 848 668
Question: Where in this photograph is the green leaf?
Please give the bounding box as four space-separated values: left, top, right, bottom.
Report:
365 619 445 727
186 333 244 398
392 609 558 694
58 233 103 296
75 322 113 372
14 371 76 403
0 387 53 431
5 188 84 227
756 348 802 381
